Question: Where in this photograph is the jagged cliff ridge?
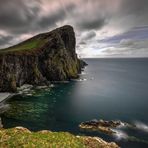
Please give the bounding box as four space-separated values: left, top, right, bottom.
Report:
0 25 86 92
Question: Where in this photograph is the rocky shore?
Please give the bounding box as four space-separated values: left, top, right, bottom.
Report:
79 119 128 135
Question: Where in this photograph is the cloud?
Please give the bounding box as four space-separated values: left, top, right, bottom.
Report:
76 17 107 31
0 0 41 34
0 35 13 48
37 9 66 29
79 41 86 45
81 31 96 41
0 0 148 57
77 25 148 58
119 39 135 47
96 38 148 57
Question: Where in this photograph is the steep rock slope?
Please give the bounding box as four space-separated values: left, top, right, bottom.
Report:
0 25 84 92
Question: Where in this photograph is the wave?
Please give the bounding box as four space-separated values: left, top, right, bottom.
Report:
80 72 87 75
134 121 148 132
113 129 128 140
112 120 148 144
113 129 148 144
71 78 87 82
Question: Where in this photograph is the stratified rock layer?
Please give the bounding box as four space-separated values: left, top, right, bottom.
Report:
0 25 84 92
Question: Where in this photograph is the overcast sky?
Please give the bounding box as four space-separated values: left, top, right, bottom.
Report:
0 0 148 57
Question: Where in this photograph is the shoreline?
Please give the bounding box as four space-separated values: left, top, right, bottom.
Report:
0 93 14 103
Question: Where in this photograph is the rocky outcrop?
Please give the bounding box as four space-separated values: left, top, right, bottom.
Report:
79 119 124 135
0 25 85 92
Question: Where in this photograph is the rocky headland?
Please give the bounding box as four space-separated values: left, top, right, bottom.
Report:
0 25 86 92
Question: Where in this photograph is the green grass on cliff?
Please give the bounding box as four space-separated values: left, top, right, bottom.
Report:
0 128 85 148
0 34 48 54
0 127 118 148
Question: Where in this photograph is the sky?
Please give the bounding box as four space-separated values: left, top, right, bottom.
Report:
0 0 148 58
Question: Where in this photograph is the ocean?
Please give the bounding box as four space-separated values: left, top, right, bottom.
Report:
1 58 148 148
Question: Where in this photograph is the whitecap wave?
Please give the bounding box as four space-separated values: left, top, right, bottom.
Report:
80 72 87 75
117 121 127 128
72 78 87 82
81 78 87 81
134 121 148 132
113 129 128 140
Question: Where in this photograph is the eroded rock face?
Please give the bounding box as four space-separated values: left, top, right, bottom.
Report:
0 25 84 92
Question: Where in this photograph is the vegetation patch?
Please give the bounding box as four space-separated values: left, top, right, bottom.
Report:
0 36 48 54
0 127 119 148
0 127 84 148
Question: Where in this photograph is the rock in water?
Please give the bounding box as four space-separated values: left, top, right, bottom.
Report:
79 119 123 135
0 25 85 92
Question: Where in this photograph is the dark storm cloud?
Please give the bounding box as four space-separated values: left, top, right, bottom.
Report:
111 0 148 29
0 0 148 57
0 0 148 34
82 31 96 40
0 35 13 46
0 0 76 35
37 10 65 29
79 41 86 45
0 0 40 33
37 3 76 29
121 0 148 14
77 17 107 30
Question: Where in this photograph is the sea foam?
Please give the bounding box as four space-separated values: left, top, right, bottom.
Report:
134 121 148 132
113 129 128 140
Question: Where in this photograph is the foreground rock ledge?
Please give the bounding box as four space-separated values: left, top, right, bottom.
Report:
0 25 86 92
0 127 119 148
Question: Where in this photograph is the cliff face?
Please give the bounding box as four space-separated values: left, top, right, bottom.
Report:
0 25 84 92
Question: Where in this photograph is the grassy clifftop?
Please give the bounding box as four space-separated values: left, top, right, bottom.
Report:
0 37 48 54
0 25 75 55
0 127 119 148
0 33 49 54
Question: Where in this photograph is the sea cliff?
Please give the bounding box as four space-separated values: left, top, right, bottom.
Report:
0 25 85 92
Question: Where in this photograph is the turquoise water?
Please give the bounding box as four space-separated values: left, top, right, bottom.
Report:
1 58 148 148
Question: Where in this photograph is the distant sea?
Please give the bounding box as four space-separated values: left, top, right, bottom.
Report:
1 58 148 148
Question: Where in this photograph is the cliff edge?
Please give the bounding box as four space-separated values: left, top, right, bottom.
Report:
0 25 85 92
0 127 119 148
